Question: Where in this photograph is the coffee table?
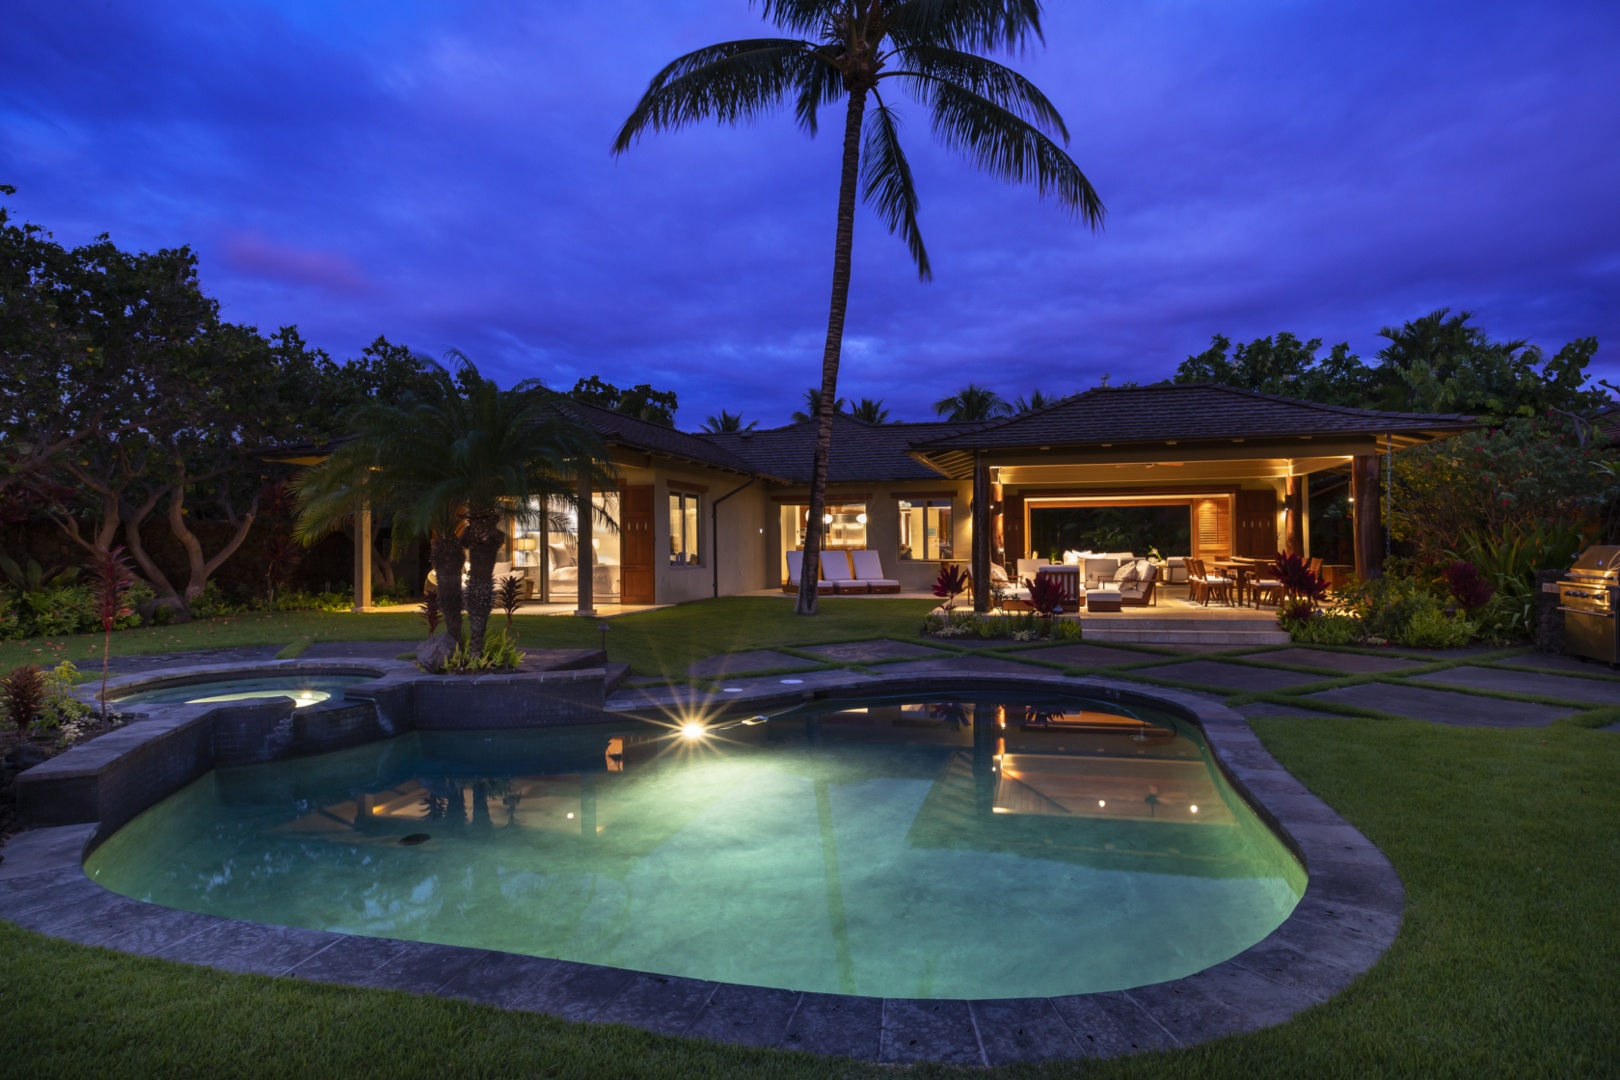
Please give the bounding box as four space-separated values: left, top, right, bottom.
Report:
1086 590 1122 613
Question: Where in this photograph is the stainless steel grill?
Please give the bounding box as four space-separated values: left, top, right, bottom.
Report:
1558 545 1620 663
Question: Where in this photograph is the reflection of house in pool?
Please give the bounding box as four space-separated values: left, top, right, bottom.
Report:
264 702 1260 880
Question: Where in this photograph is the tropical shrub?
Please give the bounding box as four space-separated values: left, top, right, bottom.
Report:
35 661 92 732
0 593 20 641
268 590 351 613
20 584 96 637
1390 418 1617 561
1441 560 1494 614
188 579 248 618
1400 607 1476 649
432 628 525 674
1290 614 1363 646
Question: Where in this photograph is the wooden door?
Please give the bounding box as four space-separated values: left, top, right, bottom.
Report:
1235 490 1278 559
620 485 656 604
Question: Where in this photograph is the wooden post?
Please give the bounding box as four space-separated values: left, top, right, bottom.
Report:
576 471 595 617
1351 454 1382 579
972 456 991 613
1284 476 1305 557
351 503 373 612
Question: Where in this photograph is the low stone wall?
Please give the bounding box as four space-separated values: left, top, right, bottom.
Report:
18 658 621 832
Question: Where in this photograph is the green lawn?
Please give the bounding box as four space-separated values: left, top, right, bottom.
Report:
4 603 1619 1077
0 597 938 679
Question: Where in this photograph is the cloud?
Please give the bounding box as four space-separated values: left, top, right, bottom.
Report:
217 230 371 295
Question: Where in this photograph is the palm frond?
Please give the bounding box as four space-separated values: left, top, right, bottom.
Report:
886 45 1067 140
753 0 845 37
793 45 847 134
860 97 932 280
613 40 824 152
921 79 1104 227
886 0 1046 54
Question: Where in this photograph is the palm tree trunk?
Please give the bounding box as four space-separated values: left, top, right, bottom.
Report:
463 507 503 655
430 534 465 643
797 88 869 616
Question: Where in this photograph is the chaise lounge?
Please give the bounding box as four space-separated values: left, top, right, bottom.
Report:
784 550 835 594
849 550 901 593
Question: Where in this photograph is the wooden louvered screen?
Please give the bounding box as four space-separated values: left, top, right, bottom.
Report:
1003 492 1024 563
1193 498 1231 560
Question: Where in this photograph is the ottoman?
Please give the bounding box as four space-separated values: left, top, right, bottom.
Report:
1087 589 1122 613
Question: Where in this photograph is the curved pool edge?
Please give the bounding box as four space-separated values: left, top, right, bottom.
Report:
0 670 1403 1066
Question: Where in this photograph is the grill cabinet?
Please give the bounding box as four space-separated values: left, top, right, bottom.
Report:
1558 545 1620 664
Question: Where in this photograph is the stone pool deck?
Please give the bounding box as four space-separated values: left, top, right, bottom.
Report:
6 636 1617 1064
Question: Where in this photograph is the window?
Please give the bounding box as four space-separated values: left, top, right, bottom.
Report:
670 492 700 565
780 503 867 551
899 498 953 560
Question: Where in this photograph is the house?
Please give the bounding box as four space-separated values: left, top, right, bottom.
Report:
279 385 1477 613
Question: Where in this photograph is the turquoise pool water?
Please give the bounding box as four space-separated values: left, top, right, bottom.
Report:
114 675 372 708
86 694 1304 999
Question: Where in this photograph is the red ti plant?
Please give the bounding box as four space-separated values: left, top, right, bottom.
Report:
90 546 137 721
1272 552 1329 605
932 564 970 614
2 663 45 734
420 590 442 637
1442 560 1495 613
1024 574 1067 627
496 574 524 631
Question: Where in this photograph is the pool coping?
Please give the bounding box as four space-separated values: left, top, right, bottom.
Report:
1 669 1403 1066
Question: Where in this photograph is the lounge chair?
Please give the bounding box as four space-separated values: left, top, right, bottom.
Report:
850 550 902 593
785 550 835 594
1114 560 1158 606
822 550 866 593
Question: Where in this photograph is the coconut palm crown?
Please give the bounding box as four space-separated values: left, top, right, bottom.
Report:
614 0 1103 614
293 352 613 656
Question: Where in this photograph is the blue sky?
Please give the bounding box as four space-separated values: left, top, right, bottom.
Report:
4 0 1617 427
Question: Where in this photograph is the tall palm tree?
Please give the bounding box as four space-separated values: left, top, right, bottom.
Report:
702 409 758 433
849 396 890 423
293 352 612 656
791 386 848 422
615 1 1103 614
934 382 1011 421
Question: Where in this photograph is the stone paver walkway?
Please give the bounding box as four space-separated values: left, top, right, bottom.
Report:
1412 666 1620 707
1011 643 1154 667
879 654 1058 677
105 646 281 673
1492 652 1620 677
799 639 947 663
1305 683 1577 727
1146 660 1326 693
1261 648 1425 675
687 650 821 678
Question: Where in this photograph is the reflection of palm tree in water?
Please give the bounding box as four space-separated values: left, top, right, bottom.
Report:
929 702 971 729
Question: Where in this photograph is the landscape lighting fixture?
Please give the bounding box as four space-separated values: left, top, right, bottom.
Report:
681 722 707 740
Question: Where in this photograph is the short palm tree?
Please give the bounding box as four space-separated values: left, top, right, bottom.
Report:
849 396 890 423
294 353 612 656
702 409 758 433
615 0 1103 614
1014 388 1057 413
934 382 1011 421
791 385 848 422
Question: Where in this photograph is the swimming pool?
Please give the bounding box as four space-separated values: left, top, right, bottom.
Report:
85 692 1304 999
113 674 374 708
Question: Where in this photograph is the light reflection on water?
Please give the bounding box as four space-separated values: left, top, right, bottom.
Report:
87 694 1304 999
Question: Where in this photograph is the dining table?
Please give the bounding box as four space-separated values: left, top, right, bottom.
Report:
1210 560 1262 607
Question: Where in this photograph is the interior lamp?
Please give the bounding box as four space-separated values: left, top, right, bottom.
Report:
512 537 538 552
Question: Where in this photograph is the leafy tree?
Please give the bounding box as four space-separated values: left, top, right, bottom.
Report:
934 382 1011 421
1378 308 1606 421
615 0 1103 613
569 375 679 427
1174 333 1381 408
848 396 890 424
791 386 847 422
702 409 757 433
295 353 612 656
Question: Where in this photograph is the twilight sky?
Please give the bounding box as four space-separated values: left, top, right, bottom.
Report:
4 0 1618 428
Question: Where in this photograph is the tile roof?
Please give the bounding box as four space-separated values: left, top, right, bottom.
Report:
553 398 766 476
910 384 1479 452
701 415 984 484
